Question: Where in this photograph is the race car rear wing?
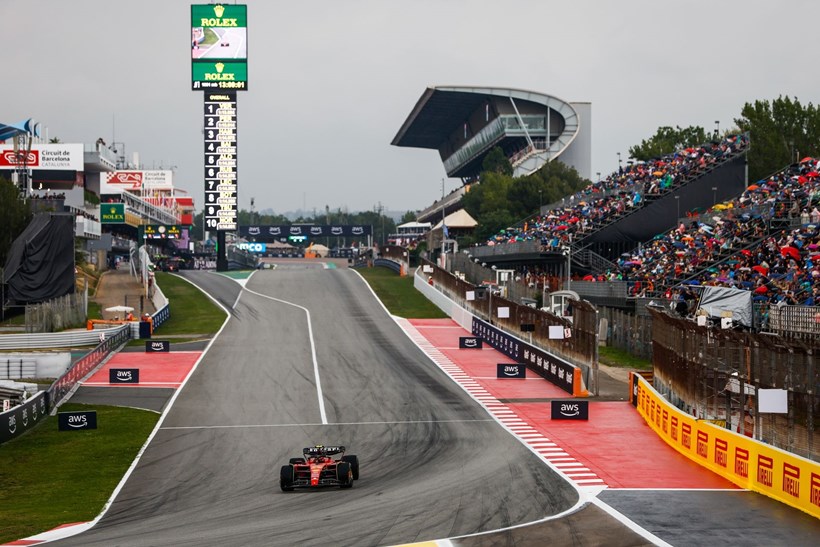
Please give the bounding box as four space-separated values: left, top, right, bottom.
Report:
303 445 345 456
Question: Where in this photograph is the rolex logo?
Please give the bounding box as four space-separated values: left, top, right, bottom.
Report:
110 206 117 214
215 63 224 73
214 5 225 17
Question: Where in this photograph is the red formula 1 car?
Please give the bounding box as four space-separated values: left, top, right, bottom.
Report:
280 445 359 491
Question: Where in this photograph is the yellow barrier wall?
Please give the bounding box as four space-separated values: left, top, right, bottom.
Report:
629 373 820 519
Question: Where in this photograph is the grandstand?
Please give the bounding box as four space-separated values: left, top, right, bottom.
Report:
470 134 750 273
392 86 590 223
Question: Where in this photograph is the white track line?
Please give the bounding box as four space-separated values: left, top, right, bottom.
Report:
241 286 327 425
160 418 495 430
354 269 672 547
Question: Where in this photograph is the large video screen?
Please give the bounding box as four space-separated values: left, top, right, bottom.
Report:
191 4 248 91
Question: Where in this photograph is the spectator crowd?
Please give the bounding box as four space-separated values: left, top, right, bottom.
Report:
485 134 749 251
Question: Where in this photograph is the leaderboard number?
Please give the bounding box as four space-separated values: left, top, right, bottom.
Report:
206 218 219 228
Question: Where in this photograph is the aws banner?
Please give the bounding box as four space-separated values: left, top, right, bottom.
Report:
631 373 820 520
472 317 579 395
239 225 372 238
0 392 48 445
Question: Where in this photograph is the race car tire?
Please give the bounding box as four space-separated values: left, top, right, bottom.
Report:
341 455 359 480
280 465 295 492
337 462 353 488
289 457 306 464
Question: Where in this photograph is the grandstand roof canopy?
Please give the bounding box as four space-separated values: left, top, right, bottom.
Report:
391 86 575 149
392 87 490 149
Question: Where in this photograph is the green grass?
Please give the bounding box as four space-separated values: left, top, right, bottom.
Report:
598 345 653 370
200 27 219 47
217 270 255 280
153 272 227 336
87 300 102 322
357 267 448 319
0 404 159 544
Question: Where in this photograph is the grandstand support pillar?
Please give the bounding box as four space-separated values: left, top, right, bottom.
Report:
217 231 228 271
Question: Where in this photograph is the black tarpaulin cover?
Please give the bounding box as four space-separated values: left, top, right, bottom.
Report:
3 213 75 304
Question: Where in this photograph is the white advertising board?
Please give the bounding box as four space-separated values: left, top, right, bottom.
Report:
102 171 174 192
0 143 83 170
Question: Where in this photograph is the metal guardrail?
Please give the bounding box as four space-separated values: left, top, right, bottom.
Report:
153 304 170 330
46 324 130 411
0 325 128 350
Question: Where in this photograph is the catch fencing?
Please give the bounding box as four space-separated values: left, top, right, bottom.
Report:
649 306 817 461
24 288 88 333
422 258 598 385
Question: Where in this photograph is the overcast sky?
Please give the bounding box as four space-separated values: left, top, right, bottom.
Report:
4 0 819 217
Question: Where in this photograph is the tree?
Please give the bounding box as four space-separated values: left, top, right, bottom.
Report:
461 158 588 244
0 176 33 267
735 96 820 181
628 125 708 161
481 147 513 176
400 210 417 224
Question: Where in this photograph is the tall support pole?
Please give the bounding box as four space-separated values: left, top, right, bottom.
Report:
440 178 446 265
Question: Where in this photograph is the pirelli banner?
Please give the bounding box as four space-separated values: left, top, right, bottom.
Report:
238 225 372 239
471 317 587 396
630 373 820 519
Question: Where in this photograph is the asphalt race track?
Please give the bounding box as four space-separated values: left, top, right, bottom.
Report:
47 267 652 546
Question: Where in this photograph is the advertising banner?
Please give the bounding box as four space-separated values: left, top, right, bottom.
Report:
191 4 248 90
238 242 266 253
203 91 238 231
143 225 184 239
631 373 820 519
0 143 83 170
145 340 171 352
458 336 482 349
551 400 589 420
58 410 98 431
100 203 125 224
109 368 140 384
496 363 526 379
472 317 579 395
0 392 48 445
239 225 373 238
102 170 174 193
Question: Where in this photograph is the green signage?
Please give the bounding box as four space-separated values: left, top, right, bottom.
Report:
191 4 248 91
143 225 184 239
192 61 247 90
191 4 247 27
100 203 125 224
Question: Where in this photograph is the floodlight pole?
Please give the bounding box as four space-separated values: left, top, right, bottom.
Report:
440 178 446 264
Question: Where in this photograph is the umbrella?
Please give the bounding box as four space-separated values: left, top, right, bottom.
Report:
747 184 759 191
781 246 801 261
752 265 769 276
105 305 134 313
807 172 820 179
741 249 752 256
754 286 768 294
554 225 569 231
800 157 814 163
583 274 595 281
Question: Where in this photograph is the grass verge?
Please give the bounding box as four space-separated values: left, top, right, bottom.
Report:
153 272 227 335
598 345 653 370
0 404 159 544
357 267 447 319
